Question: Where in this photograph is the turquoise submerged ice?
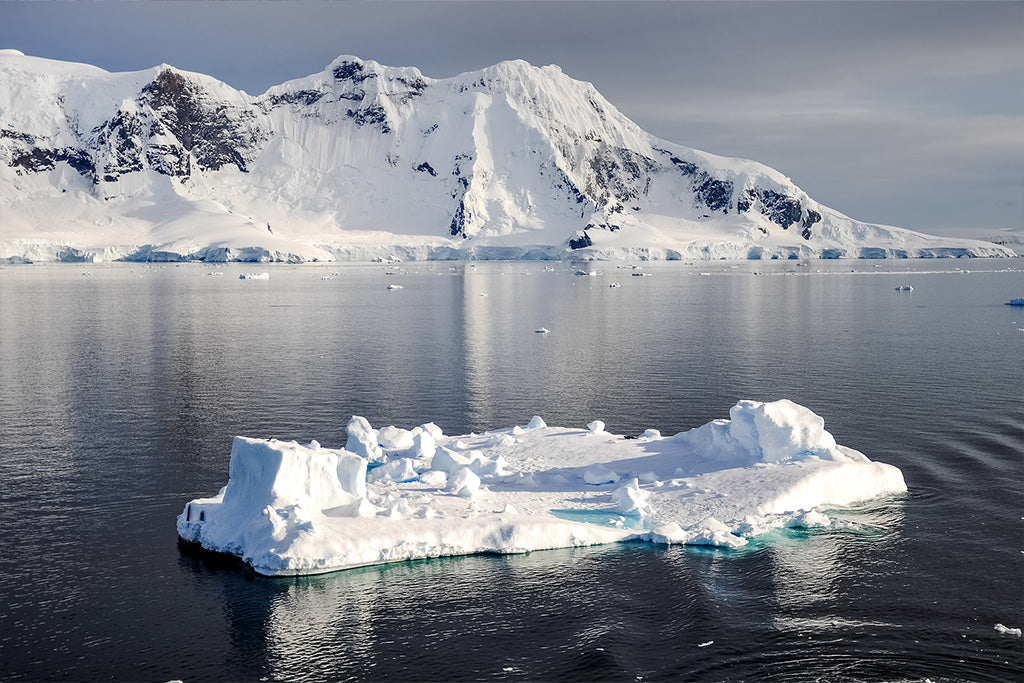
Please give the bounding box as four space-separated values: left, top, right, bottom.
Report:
177 399 908 576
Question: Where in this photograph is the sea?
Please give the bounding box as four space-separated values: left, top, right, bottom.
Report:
1 258 1021 682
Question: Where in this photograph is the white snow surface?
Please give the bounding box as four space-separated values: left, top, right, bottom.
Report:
1 51 1014 263
177 399 908 576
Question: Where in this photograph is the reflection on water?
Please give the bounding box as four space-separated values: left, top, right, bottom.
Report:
1 260 1022 681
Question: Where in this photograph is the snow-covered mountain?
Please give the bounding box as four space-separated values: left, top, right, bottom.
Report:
0 49 1013 261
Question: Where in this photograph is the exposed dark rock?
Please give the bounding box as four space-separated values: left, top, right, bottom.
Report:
568 231 593 250
1 128 36 145
395 76 428 104
554 168 588 205
415 162 437 176
668 156 699 176
146 142 191 178
142 69 262 173
12 146 94 178
93 109 144 181
801 209 821 239
347 104 390 133
665 154 731 214
695 176 733 213
452 154 472 190
396 76 427 92
333 61 366 81
584 147 654 206
268 89 325 107
449 199 469 237
738 188 803 229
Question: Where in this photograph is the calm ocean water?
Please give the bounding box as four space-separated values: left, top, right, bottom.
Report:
1 259 1021 681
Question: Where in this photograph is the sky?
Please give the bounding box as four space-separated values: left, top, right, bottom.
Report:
1 0 1021 236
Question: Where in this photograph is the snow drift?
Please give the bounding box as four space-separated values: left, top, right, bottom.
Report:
1 50 1013 262
177 399 908 576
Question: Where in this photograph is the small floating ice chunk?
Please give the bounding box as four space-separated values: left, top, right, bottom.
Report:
583 464 619 485
995 623 1022 637
697 641 714 648
609 282 621 288
1006 297 1024 307
587 420 606 434
535 327 550 334
239 272 269 280
526 415 547 429
387 284 403 290
640 429 662 440
894 285 913 291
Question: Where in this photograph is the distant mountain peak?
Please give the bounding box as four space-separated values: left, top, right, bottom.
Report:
0 52 1013 262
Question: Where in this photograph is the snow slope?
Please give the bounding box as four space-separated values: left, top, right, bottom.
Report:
1 50 1013 261
177 400 907 576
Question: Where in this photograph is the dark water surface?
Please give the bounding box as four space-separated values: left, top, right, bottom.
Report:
1 260 1021 681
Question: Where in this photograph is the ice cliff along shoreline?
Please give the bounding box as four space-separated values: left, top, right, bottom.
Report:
177 399 908 576
0 50 1014 262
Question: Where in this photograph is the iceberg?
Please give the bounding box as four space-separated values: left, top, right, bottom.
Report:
177 399 907 576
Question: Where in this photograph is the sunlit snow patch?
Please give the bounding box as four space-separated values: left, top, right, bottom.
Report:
177 399 907 576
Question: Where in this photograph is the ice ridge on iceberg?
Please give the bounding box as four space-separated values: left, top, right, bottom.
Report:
177 399 908 576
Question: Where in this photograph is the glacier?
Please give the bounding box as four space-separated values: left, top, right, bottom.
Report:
177 399 908 576
0 49 1014 263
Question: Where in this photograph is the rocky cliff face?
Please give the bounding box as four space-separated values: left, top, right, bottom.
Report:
0 50 1013 261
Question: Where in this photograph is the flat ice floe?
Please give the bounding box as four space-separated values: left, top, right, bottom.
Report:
177 399 907 576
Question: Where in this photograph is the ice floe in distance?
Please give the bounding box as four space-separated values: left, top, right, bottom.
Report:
995 623 1022 637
